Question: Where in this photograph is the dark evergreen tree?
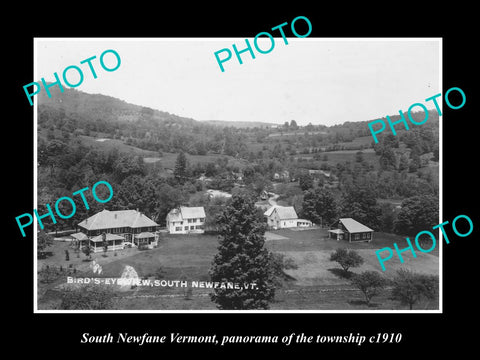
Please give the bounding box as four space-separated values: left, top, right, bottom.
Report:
379 147 397 170
174 151 187 183
209 195 275 309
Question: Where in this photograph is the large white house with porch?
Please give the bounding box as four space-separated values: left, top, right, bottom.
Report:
166 206 206 234
75 209 160 252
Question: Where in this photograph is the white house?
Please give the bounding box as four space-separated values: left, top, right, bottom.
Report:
264 206 312 229
166 206 206 234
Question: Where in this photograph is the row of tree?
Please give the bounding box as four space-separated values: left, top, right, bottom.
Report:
329 248 438 309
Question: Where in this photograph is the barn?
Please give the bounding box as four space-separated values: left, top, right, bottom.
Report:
328 218 373 242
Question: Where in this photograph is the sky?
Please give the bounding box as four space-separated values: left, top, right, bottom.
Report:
35 38 441 126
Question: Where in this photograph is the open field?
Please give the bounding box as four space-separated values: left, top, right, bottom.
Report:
37 229 440 311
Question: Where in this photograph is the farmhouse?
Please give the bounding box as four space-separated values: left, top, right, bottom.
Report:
328 218 373 242
264 206 312 229
76 209 160 252
166 206 206 234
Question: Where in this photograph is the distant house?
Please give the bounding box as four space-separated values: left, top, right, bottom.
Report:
273 170 290 181
328 218 373 242
197 174 212 182
206 189 232 199
308 169 331 177
264 206 312 229
166 206 206 234
76 209 160 252
260 190 269 200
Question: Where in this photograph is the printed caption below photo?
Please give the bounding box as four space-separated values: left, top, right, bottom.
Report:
81 332 402 346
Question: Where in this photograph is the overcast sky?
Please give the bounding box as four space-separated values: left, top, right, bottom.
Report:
35 38 441 126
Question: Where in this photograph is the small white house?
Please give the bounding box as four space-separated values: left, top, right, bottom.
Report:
166 206 206 234
264 206 312 229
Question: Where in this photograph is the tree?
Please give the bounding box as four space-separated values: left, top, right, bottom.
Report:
290 119 298 129
408 152 421 173
351 271 388 306
174 151 187 183
301 188 337 226
379 147 397 170
432 147 439 162
355 151 364 163
390 269 438 310
393 195 438 236
269 252 298 287
330 248 364 274
340 184 381 230
38 231 54 258
60 284 115 310
209 195 276 309
398 153 410 172
82 245 92 261
298 173 314 191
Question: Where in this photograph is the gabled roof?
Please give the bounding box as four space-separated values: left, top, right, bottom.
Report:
90 233 125 242
179 206 206 219
78 209 158 231
70 232 89 241
263 206 276 217
339 218 373 233
166 208 183 222
264 206 298 220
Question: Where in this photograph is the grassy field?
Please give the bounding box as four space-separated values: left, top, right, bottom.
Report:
37 229 439 311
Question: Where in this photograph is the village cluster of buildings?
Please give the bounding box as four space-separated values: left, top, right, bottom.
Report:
70 200 374 253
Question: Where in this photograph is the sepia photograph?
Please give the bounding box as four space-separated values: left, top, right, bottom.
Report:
32 38 441 312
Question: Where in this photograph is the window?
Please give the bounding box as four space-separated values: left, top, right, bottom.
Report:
175 227 182 231
188 219 193 223
190 226 195 230
355 234 360 240
199 218 205 222
184 226 188 231
196 225 204 230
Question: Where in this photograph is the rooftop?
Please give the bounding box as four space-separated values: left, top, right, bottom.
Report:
339 218 374 233
78 209 158 231
264 206 298 220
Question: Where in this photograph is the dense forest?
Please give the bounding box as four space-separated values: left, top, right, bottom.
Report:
37 87 439 236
